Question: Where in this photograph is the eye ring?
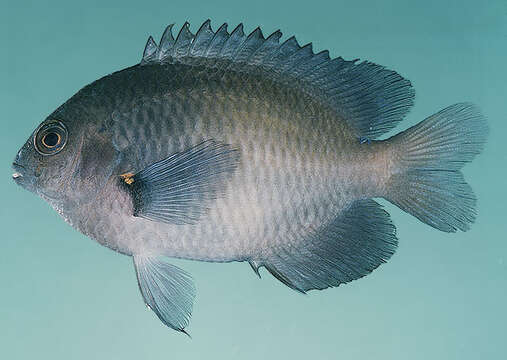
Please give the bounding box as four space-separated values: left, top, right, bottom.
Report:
34 120 68 156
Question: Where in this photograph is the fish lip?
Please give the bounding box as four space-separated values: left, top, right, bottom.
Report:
12 162 25 170
12 162 25 181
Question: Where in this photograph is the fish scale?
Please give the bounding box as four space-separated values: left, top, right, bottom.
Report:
12 21 487 333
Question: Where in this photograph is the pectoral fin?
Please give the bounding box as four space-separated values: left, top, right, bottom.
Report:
133 255 196 334
121 140 240 225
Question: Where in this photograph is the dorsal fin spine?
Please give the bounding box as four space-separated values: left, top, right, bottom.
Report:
233 27 264 64
278 42 314 77
220 23 244 60
246 30 282 67
190 19 213 57
172 22 193 58
205 23 229 57
158 24 175 57
141 36 158 64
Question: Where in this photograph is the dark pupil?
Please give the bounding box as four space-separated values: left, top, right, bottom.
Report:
43 132 59 147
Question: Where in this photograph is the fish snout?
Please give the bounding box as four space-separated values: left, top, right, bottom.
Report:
11 161 39 193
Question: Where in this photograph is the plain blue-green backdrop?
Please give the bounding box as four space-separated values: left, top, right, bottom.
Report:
2 0 506 359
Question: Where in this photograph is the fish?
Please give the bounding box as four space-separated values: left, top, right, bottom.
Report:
12 20 488 334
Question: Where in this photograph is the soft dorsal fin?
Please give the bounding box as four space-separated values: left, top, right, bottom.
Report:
140 20 415 139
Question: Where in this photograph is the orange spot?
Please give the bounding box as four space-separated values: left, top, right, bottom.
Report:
120 172 135 185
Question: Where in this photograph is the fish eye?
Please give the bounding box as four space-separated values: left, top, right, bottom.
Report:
42 132 60 148
34 121 68 155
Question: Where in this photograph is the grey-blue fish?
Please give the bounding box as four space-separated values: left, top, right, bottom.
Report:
12 20 488 333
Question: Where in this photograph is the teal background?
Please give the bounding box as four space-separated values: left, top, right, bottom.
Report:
2 0 506 359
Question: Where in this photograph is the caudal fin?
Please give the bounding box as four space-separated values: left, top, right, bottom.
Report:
385 103 488 232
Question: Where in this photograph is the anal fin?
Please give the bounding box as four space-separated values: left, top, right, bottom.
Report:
256 199 398 293
133 255 196 333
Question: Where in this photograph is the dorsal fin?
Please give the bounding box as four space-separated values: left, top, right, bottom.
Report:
140 21 415 139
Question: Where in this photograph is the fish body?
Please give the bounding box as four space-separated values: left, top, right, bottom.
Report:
71 63 387 261
12 21 487 332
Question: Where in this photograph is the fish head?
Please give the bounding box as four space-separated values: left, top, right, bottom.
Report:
12 106 119 209
12 115 76 199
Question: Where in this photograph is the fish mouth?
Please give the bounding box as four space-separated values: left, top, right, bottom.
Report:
12 162 25 181
11 161 38 193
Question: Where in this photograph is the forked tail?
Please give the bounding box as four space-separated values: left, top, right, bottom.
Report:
385 103 488 232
